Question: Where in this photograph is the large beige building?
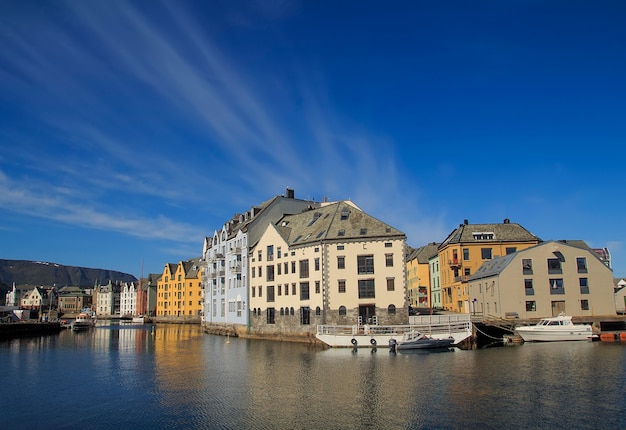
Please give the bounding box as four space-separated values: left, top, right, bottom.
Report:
468 240 616 319
249 200 407 339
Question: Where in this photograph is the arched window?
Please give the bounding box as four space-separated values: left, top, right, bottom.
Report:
280 307 284 316
388 304 396 315
315 306 321 316
339 306 347 316
290 307 295 316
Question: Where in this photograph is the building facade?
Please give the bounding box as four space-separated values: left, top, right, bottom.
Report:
156 258 204 319
468 240 616 319
120 282 137 317
248 200 407 339
438 219 541 313
202 189 319 331
406 243 439 311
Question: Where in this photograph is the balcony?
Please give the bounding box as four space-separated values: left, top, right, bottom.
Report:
230 264 242 274
227 247 241 255
448 258 461 268
453 275 470 283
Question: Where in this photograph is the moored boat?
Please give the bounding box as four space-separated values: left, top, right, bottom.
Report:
316 314 472 348
389 331 455 353
71 312 96 331
515 313 594 342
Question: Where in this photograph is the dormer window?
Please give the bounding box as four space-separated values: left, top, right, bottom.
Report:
340 208 350 220
473 232 495 240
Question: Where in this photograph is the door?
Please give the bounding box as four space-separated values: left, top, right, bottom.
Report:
359 305 376 325
551 300 565 316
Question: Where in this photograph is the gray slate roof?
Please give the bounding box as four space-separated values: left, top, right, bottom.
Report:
407 242 440 263
274 200 405 247
440 220 540 249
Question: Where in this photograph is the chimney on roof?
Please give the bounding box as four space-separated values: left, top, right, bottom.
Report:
503 218 510 224
463 219 468 225
286 188 294 199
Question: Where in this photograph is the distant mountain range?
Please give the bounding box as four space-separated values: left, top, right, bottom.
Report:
0 259 137 301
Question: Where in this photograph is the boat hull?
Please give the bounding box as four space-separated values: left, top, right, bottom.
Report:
394 337 454 351
516 327 593 342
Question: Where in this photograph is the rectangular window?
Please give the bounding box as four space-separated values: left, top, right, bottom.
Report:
581 300 589 311
300 282 310 300
284 262 289 274
357 255 374 274
315 281 320 294
338 280 346 293
524 279 534 295
579 278 589 294
266 307 275 324
299 259 309 278
481 248 492 260
526 301 536 312
463 248 470 260
258 266 262 278
549 278 565 295
522 259 533 274
358 279 375 298
258 251 262 262
577 257 588 273
505 247 517 255
278 284 282 296
547 258 562 274
284 283 289 296
252 286 255 298
277 247 281 259
251 267 255 278
337 245 344 250
386 278 395 291
267 245 274 261
385 254 393 267
291 261 296 274
292 283 296 295
385 242 392 248
315 258 320 271
337 256 345 269
266 265 275 282
277 264 281 275
267 285 275 302
258 286 263 297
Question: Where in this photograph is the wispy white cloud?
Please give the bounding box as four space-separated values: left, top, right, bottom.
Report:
0 171 203 242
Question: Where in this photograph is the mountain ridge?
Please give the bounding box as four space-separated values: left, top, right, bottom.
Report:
0 259 137 301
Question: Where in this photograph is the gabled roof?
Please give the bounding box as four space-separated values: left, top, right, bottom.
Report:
183 257 203 278
469 239 603 281
274 200 405 247
407 242 440 264
440 219 540 249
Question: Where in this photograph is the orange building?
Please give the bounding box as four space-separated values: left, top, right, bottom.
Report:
156 257 204 319
438 219 540 313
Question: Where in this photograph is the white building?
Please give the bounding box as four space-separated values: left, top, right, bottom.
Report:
120 282 138 317
202 189 319 330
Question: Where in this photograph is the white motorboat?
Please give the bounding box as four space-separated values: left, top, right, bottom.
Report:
71 312 96 331
515 313 594 342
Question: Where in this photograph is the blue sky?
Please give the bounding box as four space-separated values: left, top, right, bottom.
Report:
1 1 625 279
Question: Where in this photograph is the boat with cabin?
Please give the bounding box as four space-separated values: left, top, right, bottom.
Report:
71 312 96 331
316 314 472 348
515 313 595 342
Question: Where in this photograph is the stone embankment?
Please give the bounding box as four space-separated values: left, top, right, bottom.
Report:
0 322 63 339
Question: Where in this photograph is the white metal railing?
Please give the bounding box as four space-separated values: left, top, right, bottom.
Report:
317 317 472 338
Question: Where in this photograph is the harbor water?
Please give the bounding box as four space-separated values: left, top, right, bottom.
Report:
1 322 625 429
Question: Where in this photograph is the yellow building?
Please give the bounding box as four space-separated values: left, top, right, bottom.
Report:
156 257 204 319
438 219 540 313
406 243 439 312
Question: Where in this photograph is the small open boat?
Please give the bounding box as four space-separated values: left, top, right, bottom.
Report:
71 312 96 331
389 331 455 353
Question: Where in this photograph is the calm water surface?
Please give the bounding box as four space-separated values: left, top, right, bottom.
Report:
2 322 625 429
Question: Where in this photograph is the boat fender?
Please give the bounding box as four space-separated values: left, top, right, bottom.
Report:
370 338 377 346
351 338 358 346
